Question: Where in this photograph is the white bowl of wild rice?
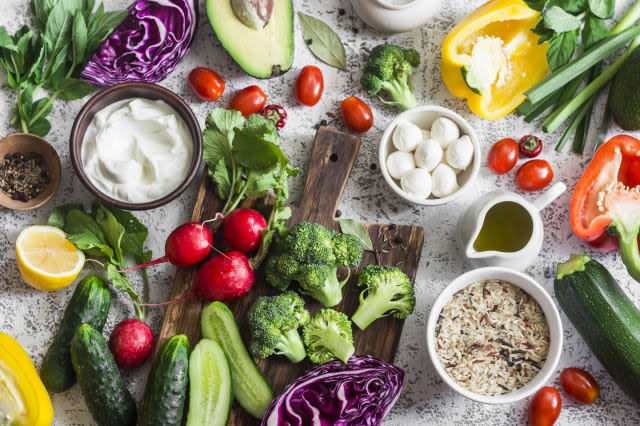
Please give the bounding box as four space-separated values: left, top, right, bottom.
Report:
426 267 562 404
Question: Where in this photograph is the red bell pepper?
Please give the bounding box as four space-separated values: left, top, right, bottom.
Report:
570 135 640 281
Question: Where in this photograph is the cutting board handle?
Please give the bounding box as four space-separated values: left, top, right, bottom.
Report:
295 127 361 226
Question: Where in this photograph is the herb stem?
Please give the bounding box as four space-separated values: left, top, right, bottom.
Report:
29 91 59 125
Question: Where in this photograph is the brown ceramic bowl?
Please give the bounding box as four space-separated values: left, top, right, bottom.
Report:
0 133 61 211
70 82 202 210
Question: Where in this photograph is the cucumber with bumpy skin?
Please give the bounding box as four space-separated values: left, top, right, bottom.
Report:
201 301 273 419
186 339 232 426
139 335 190 426
40 275 111 393
70 324 137 426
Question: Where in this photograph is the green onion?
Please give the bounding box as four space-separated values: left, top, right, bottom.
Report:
594 98 612 154
526 26 640 104
524 90 563 122
555 95 597 152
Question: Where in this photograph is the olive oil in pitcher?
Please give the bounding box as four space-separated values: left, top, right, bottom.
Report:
473 201 533 253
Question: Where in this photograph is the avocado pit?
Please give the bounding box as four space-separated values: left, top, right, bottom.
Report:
231 0 274 29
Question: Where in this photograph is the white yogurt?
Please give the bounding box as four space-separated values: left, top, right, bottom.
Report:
81 98 193 203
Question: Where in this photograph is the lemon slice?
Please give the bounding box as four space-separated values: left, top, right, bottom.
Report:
16 226 85 291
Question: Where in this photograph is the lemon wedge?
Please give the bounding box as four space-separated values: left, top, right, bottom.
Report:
16 226 84 291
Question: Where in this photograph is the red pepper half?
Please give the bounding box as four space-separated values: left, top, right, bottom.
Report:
260 104 287 130
519 135 542 157
570 135 640 281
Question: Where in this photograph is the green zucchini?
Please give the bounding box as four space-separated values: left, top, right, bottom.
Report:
139 335 190 426
70 324 137 426
555 254 640 404
40 275 111 393
201 301 273 419
186 339 232 426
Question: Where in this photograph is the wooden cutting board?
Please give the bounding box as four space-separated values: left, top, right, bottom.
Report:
155 127 425 425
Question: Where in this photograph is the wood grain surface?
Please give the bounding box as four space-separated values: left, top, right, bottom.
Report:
155 127 425 425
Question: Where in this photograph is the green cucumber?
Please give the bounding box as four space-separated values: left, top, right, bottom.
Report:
70 324 137 426
555 254 640 404
186 339 232 426
139 335 190 426
201 301 273 419
40 275 111 393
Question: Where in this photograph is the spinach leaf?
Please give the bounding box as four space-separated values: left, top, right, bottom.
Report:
102 203 149 257
65 208 106 241
339 219 374 251
94 204 125 267
67 232 114 259
547 29 579 70
107 263 145 320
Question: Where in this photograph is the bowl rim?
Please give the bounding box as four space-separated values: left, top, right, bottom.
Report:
69 82 202 211
425 267 563 404
378 105 480 206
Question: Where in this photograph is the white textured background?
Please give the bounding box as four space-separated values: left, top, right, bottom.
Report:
1 0 640 424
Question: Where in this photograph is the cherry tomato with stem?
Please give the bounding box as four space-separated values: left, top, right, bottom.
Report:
340 96 373 133
230 85 267 117
487 138 519 174
528 386 561 426
560 368 599 404
295 65 324 107
516 159 554 191
188 67 225 102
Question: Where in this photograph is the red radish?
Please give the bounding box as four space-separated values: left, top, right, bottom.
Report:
120 222 213 272
223 208 267 252
109 319 154 370
142 251 255 307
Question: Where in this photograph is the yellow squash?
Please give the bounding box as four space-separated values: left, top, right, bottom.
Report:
441 0 549 120
0 333 53 426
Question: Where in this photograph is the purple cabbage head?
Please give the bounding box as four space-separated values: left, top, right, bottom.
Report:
262 355 405 426
81 0 197 85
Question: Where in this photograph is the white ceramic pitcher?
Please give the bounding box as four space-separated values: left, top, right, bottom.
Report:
350 0 442 33
456 182 567 271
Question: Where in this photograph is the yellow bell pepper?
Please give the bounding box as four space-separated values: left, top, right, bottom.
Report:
441 0 549 120
0 333 53 426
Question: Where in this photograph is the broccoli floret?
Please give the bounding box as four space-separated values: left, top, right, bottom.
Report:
351 265 416 330
360 44 420 111
247 291 310 363
302 308 354 364
264 222 364 307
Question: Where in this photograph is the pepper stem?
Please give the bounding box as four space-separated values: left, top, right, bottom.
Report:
609 221 640 283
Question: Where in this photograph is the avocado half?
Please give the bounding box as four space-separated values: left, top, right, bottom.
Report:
206 0 294 78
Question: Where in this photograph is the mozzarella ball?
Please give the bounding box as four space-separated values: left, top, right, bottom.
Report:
386 151 415 180
401 168 432 198
421 129 431 140
440 153 462 174
446 135 474 170
414 139 443 172
431 117 460 149
392 120 423 152
432 163 459 198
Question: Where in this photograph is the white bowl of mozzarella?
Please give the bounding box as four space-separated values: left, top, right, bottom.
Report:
379 105 480 205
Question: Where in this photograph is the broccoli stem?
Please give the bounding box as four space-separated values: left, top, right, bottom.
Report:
321 328 355 364
380 78 417 111
274 328 306 363
303 267 344 307
351 289 396 330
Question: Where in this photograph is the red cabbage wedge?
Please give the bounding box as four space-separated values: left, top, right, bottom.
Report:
262 355 404 426
81 0 197 85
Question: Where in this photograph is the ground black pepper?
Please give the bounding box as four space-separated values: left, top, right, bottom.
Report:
0 152 50 202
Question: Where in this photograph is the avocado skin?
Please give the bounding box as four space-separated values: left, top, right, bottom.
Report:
609 49 640 131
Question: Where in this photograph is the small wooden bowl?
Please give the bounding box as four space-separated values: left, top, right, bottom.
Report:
0 133 61 211
70 82 202 211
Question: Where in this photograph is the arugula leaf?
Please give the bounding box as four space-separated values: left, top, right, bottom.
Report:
589 0 614 19
72 12 87 65
547 29 579 70
582 13 609 49
339 219 374 251
47 203 83 229
543 6 582 32
94 204 125 267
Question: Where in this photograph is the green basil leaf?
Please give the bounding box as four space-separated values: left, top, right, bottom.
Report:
524 0 548 11
6 72 18 89
298 12 347 70
0 27 18 51
211 158 232 200
101 202 149 257
72 12 87 65
206 107 245 134
55 77 92 100
582 13 609 49
30 97 52 121
543 6 582 32
83 0 96 21
547 29 579 70
86 8 126 55
338 219 374 251
45 0 73 57
94 203 125 267
28 117 51 137
47 203 83 229
27 41 47 82
588 0 614 18
45 44 70 86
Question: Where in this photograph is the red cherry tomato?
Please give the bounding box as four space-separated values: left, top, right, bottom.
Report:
295 65 324 107
528 386 561 426
487 138 519 174
560 368 600 404
230 85 267 117
340 96 373 133
516 159 554 191
188 67 225 102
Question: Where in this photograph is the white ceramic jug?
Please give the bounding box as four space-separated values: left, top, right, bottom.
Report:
456 182 567 271
350 0 441 33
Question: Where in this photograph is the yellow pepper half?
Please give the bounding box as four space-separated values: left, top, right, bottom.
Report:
441 0 549 120
0 333 53 426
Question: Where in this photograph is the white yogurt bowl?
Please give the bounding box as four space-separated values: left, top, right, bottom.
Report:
426 267 563 404
379 105 481 205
